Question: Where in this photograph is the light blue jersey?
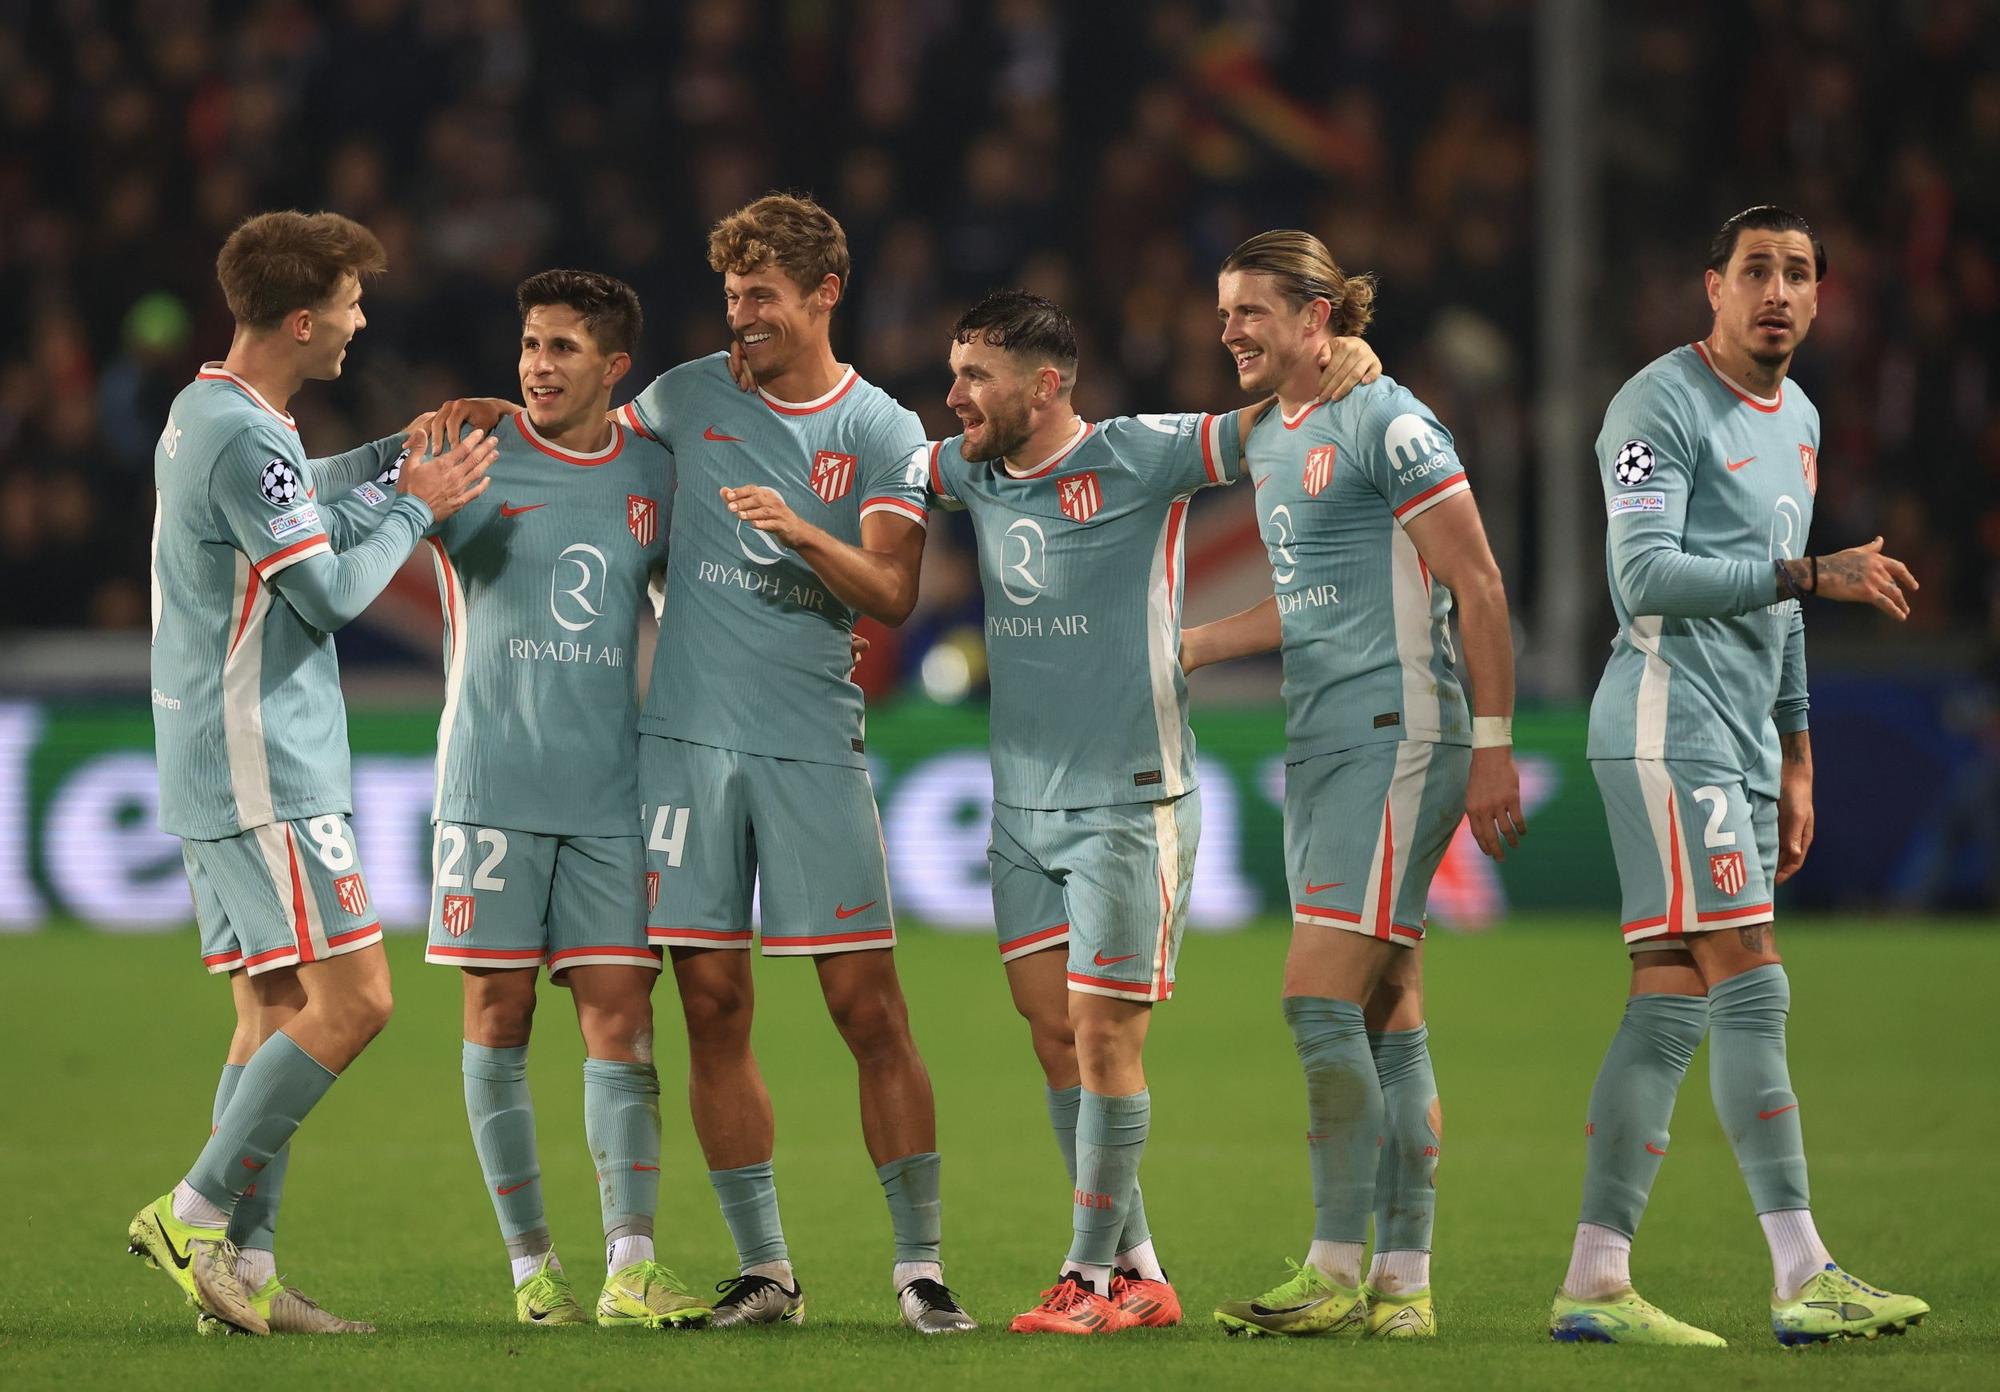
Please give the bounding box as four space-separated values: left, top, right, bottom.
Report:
931 412 1242 810
149 366 430 839
1243 377 1472 763
621 355 927 767
1586 343 1818 796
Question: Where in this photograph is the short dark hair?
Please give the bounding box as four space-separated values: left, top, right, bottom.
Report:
951 289 1080 387
1706 205 1827 281
217 211 386 329
516 269 643 355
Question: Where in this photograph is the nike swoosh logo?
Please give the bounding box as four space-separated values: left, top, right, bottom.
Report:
1759 1103 1799 1120
156 1223 193 1270
1254 476 1269 489
704 426 744 442
1092 950 1139 967
496 1181 533 1195
241 1157 264 1170
631 1163 660 1172
499 502 546 517
1725 456 1755 472
834 901 878 920
1303 880 1343 894
1645 1142 1667 1156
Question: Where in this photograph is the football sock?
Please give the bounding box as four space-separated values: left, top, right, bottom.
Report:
1369 1024 1440 1257
893 1259 943 1292
745 1258 795 1286
1066 1262 1114 1296
1066 1089 1149 1271
462 1042 548 1257
235 1245 277 1289
1563 1223 1632 1301
1576 992 1708 1237
1306 1239 1365 1287
582 1057 661 1248
510 1247 557 1286
1367 1248 1429 1294
709 1160 789 1268
608 1234 654 1270
1046 1082 1152 1253
1116 1237 1166 1283
1760 1209 1834 1301
183 1031 336 1214
876 1151 943 1264
1284 996 1380 1249
1707 965 1811 1213
211 1062 290 1254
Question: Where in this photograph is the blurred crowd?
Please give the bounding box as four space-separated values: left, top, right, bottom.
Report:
0 0 1993 683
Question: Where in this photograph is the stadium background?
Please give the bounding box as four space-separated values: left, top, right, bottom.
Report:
0 4 1996 1387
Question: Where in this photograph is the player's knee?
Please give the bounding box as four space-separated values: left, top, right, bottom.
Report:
678 977 751 1048
469 990 535 1047
828 986 909 1055
1070 1012 1139 1075
350 978 394 1041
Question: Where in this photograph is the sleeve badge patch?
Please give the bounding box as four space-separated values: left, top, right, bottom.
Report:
350 480 388 505
259 458 304 506
1608 490 1666 516
375 448 408 487
1613 439 1656 486
268 502 322 542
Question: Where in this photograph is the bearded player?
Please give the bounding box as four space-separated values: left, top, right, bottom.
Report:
1547 206 1926 1348
1184 230 1523 1340
131 210 494 1335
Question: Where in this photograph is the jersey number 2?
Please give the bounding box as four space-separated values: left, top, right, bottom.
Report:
437 825 509 889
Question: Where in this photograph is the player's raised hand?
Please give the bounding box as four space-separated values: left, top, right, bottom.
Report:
722 484 808 547
399 428 496 522
1312 336 1383 403
424 397 516 452
1464 746 1526 860
1804 537 1918 619
727 339 756 393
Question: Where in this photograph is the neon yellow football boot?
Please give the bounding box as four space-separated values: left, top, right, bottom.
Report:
127 1193 268 1336
198 1274 376 1334
515 1253 590 1327
1214 1260 1367 1338
1549 1287 1725 1346
598 1260 711 1329
1770 1265 1927 1346
1363 1283 1435 1337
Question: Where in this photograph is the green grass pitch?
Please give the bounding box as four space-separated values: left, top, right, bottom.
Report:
3 916 1995 1389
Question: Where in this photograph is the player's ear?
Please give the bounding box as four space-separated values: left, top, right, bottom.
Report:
815 273 842 314
1704 268 1723 313
286 306 314 345
1037 365 1062 405
604 351 632 389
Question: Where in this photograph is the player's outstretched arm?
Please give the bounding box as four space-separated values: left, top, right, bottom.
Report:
416 397 521 451
1402 491 1526 858
1778 536 1917 620
267 430 496 630
722 484 926 625
1181 595 1281 673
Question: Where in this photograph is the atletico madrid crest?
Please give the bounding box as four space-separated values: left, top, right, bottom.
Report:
442 893 475 938
811 450 857 504
1303 444 1336 497
333 873 369 917
1058 470 1101 523
646 871 660 912
1798 443 1817 496
627 494 657 546
1710 851 1747 897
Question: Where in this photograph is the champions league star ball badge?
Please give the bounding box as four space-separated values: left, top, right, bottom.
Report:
259 458 303 506
1613 439 1656 486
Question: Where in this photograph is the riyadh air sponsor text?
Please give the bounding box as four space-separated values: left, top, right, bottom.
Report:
698 558 830 613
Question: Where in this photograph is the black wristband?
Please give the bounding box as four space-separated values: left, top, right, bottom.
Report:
1775 558 1805 604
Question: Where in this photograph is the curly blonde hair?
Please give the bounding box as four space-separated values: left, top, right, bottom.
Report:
708 193 851 299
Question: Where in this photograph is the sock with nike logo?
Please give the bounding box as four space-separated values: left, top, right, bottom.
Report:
212 1062 289 1258
876 1151 942 1264
1707 964 1810 1213
1045 1084 1152 1254
584 1057 662 1255
1284 996 1380 1248
709 1160 789 1268
1574 991 1707 1248
184 1030 335 1214
463 1042 548 1261
1368 1025 1439 1284
1067 1089 1150 1270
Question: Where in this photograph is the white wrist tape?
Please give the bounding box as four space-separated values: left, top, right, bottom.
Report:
1471 716 1513 749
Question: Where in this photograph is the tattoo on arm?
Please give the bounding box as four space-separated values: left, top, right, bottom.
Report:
1780 731 1810 765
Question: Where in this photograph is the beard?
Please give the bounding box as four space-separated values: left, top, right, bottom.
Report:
958 397 1034 463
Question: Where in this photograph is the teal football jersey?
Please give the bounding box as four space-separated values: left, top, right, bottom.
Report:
1243 378 1472 763
424 412 672 836
1587 343 1819 796
931 412 1242 810
149 365 430 839
621 355 927 767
